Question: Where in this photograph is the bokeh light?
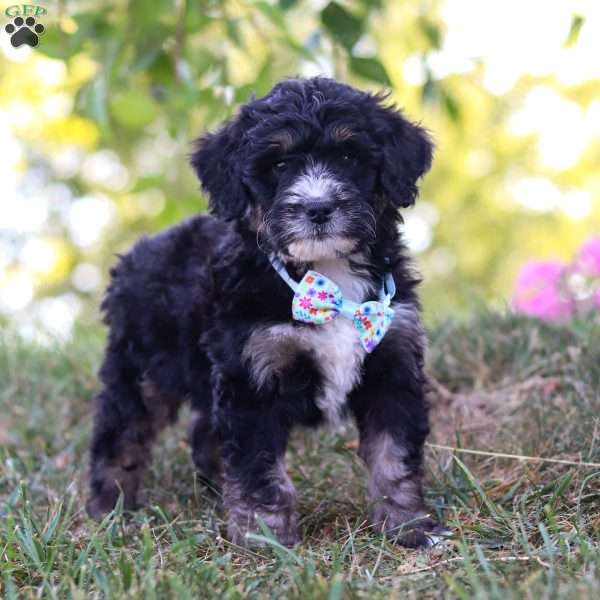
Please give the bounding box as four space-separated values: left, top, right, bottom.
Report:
0 0 598 336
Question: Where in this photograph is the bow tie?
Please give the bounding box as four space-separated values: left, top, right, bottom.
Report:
269 256 396 353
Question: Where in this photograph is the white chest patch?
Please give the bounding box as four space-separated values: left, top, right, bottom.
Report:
301 317 365 426
246 319 365 428
312 257 372 302
244 258 371 427
296 257 369 426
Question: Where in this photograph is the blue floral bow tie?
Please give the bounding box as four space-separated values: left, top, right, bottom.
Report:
269 256 396 353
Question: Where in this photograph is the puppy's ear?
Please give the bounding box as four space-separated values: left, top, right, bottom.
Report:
374 100 434 208
190 114 254 221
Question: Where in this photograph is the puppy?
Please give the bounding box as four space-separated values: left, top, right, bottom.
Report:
87 77 445 547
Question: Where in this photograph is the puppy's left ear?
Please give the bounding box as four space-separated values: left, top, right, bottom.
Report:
374 102 434 208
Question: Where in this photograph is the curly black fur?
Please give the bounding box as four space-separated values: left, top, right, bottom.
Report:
87 77 445 547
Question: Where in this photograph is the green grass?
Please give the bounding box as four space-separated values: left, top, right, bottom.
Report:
1 313 599 599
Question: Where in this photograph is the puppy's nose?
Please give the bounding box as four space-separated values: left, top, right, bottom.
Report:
306 201 334 224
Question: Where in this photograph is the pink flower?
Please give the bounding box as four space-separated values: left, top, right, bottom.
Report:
576 237 600 277
299 296 312 310
512 260 574 322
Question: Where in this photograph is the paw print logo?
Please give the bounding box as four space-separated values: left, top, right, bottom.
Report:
5 16 45 48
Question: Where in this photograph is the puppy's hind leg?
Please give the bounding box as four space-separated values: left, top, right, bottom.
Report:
188 409 222 489
87 392 146 517
87 349 181 518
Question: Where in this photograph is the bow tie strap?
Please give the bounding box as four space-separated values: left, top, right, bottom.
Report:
382 271 396 305
270 255 300 293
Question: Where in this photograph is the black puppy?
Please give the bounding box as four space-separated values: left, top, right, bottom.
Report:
87 77 445 547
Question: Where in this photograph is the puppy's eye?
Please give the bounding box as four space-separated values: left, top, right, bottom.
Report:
342 153 353 161
273 160 287 172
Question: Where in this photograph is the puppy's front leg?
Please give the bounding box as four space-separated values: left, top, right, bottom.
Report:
349 316 446 547
220 403 298 547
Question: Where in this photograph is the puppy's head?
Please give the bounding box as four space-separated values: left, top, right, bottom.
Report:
191 77 433 262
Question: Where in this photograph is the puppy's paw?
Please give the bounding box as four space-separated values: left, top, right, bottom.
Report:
391 518 450 549
371 503 449 548
86 487 137 519
227 506 299 548
87 468 141 519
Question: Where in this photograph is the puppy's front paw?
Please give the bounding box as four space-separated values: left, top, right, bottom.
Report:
86 483 138 519
87 463 142 519
371 503 449 548
227 505 299 548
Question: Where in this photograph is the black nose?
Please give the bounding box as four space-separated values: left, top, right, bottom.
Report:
306 201 334 224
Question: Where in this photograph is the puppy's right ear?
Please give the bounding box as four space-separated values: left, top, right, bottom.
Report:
190 115 253 221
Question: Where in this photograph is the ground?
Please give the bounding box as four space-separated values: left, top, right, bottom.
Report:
0 312 599 599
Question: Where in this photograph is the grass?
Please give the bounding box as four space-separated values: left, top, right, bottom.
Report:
1 312 599 599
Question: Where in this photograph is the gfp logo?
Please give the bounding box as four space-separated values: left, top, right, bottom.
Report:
4 4 47 48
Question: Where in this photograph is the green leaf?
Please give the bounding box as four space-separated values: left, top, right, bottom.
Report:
255 1 286 28
349 56 390 85
362 0 384 10
129 0 172 28
110 90 159 130
185 49 219 77
147 51 178 86
130 46 163 73
184 5 214 32
279 0 298 9
321 1 364 50
79 77 109 132
225 18 243 48
565 14 584 47
441 89 461 122
37 11 112 60
418 16 442 49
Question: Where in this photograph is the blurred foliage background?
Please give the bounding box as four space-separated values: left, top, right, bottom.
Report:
1 0 599 337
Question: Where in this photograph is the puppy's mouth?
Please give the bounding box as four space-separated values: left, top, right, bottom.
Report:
285 235 357 262
309 223 335 239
